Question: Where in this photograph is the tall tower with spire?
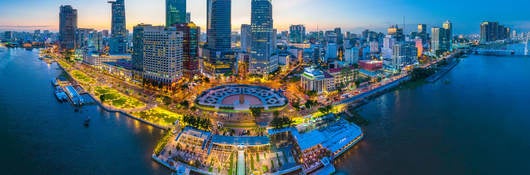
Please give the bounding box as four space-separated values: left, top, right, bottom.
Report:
108 0 127 54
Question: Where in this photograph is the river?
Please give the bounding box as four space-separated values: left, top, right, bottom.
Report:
2 48 530 175
335 54 530 175
1 48 170 175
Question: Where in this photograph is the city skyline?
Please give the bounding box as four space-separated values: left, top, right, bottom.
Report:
1 0 530 34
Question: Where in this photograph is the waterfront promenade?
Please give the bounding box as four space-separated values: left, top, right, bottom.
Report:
55 59 169 130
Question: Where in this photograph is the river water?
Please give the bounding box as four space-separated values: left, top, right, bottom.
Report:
1 48 170 175
335 54 530 175
2 48 530 175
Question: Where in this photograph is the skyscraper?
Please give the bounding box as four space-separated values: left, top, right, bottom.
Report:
240 24 252 53
132 24 152 73
392 42 417 69
289 24 306 43
140 26 183 86
334 27 344 45
186 12 191 23
480 21 511 43
250 0 275 74
388 25 404 42
59 5 77 50
203 0 232 76
166 0 186 26
443 20 453 51
207 0 231 51
108 0 127 54
175 22 200 78
417 24 428 42
431 27 448 55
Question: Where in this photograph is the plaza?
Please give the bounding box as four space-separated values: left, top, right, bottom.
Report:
195 84 288 111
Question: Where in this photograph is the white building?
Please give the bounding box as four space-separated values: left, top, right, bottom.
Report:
301 66 333 94
83 54 131 66
391 42 417 69
343 47 359 65
381 35 395 59
141 26 183 85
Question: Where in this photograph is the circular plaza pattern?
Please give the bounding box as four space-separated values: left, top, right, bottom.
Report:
195 84 287 111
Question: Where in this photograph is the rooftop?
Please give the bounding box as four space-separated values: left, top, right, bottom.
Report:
211 135 270 146
177 126 212 141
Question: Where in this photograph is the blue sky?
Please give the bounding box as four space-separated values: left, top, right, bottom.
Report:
0 0 529 34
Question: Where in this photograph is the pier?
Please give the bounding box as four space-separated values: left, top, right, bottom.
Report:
426 60 459 83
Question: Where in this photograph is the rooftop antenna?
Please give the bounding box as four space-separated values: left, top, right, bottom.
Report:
317 24 320 41
402 16 406 34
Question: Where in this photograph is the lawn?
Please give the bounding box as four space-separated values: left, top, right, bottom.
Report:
95 86 145 109
132 107 182 127
71 70 95 85
56 59 72 70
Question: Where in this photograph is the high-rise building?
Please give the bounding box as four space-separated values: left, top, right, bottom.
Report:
186 12 191 23
480 21 511 43
108 0 127 54
392 42 417 69
431 27 448 55
240 24 252 53
140 26 183 85
334 27 344 45
388 25 404 42
207 0 231 51
3 31 14 42
204 0 232 76
344 46 359 65
76 28 101 53
443 20 453 51
326 43 338 60
132 24 152 73
175 22 201 78
381 35 395 59
250 0 276 74
417 24 428 42
289 24 306 43
59 5 77 50
166 0 186 26
415 37 423 57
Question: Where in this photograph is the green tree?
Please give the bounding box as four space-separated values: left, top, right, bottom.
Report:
180 100 190 108
271 116 281 129
250 107 263 118
273 111 280 118
99 94 105 103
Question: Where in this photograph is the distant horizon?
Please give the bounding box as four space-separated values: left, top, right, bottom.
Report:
1 0 530 34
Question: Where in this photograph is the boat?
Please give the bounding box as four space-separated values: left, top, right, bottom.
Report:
84 117 90 127
54 86 68 102
51 79 59 86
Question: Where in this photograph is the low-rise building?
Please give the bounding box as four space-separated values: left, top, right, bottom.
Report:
300 66 333 93
359 60 383 71
83 54 131 66
327 67 356 90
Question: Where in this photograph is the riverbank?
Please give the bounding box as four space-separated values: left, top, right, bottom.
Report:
54 58 171 130
426 60 460 83
334 54 530 175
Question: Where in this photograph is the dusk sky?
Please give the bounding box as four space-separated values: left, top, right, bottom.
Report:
1 0 529 34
